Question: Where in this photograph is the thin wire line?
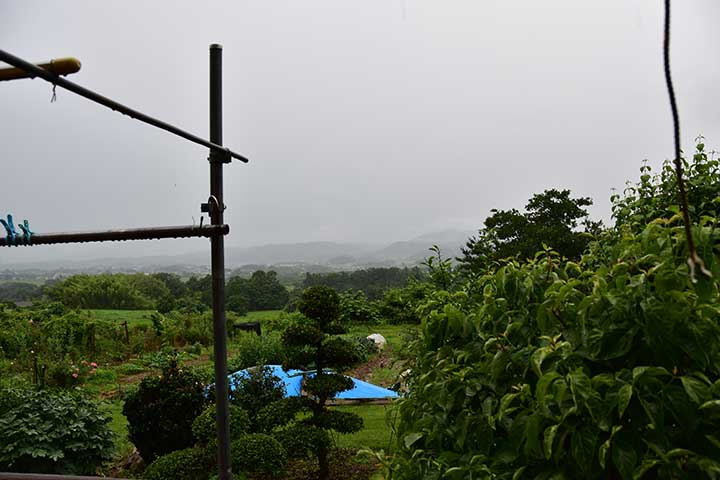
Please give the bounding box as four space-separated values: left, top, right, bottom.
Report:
663 0 709 280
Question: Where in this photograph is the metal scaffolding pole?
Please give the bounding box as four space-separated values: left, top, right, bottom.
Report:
0 224 228 247
0 49 248 163
208 44 232 480
0 47 246 479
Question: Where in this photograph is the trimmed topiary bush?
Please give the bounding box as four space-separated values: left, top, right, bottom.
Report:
281 286 364 480
142 447 209 480
123 358 208 463
0 387 114 475
228 365 286 423
192 403 251 445
230 433 287 477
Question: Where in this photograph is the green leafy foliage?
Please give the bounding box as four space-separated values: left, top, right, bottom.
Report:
376 283 430 324
282 286 364 480
226 270 290 313
227 331 285 372
46 274 169 310
192 403 251 446
339 291 379 324
142 447 210 480
228 365 286 421
302 267 425 301
0 387 114 475
389 141 720 480
460 189 601 272
122 359 208 463
231 433 287 477
0 282 42 304
612 141 720 229
347 335 379 364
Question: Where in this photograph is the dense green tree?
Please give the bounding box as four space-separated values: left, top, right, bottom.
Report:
185 275 213 307
459 189 601 272
338 290 379 324
122 358 208 463
0 282 42 304
46 274 152 310
225 270 289 312
281 286 363 480
302 267 424 300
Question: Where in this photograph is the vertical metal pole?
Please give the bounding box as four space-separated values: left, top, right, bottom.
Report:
209 43 232 480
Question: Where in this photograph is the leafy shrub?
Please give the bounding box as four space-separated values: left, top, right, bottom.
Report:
231 433 287 477
612 141 720 229
348 335 379 363
162 311 213 347
142 447 210 480
390 219 720 479
46 274 154 310
273 423 330 460
228 365 286 421
339 291 379 324
255 397 310 434
376 284 429 324
227 331 284 372
264 311 300 332
123 359 208 463
192 404 251 445
0 387 114 474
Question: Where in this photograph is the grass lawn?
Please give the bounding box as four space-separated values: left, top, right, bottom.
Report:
87 309 155 327
101 399 134 459
237 309 283 325
332 404 397 451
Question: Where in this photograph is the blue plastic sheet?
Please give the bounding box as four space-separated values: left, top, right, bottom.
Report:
227 364 399 400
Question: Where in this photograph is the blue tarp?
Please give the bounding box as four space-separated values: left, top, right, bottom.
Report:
228 364 399 400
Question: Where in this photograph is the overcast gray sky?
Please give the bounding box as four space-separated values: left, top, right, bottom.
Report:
1 0 719 263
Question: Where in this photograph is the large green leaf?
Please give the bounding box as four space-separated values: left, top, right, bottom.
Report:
531 346 554 377
680 376 710 404
543 424 559 460
617 384 632 419
403 432 423 449
611 436 637 480
571 426 598 475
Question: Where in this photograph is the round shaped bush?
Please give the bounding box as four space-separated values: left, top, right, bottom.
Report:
192 403 250 445
273 423 330 460
231 433 287 477
143 447 209 480
122 361 208 463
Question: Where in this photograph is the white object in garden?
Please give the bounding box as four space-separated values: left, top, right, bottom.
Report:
367 333 387 350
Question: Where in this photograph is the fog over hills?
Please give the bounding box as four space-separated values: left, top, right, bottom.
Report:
1 229 474 274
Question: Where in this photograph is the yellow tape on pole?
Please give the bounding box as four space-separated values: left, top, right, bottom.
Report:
0 57 81 81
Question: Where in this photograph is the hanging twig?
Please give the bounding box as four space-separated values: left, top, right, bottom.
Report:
663 0 710 281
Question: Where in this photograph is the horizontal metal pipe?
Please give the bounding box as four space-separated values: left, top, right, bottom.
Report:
0 473 128 480
0 49 248 163
0 224 228 247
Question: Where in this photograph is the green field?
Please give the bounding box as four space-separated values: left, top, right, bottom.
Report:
333 404 396 451
237 309 284 325
347 323 416 352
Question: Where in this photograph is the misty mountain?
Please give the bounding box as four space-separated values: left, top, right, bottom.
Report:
1 229 474 273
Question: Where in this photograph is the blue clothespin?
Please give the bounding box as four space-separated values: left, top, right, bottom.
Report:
18 219 33 245
0 214 18 246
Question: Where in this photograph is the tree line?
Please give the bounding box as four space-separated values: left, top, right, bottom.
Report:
40 271 289 315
